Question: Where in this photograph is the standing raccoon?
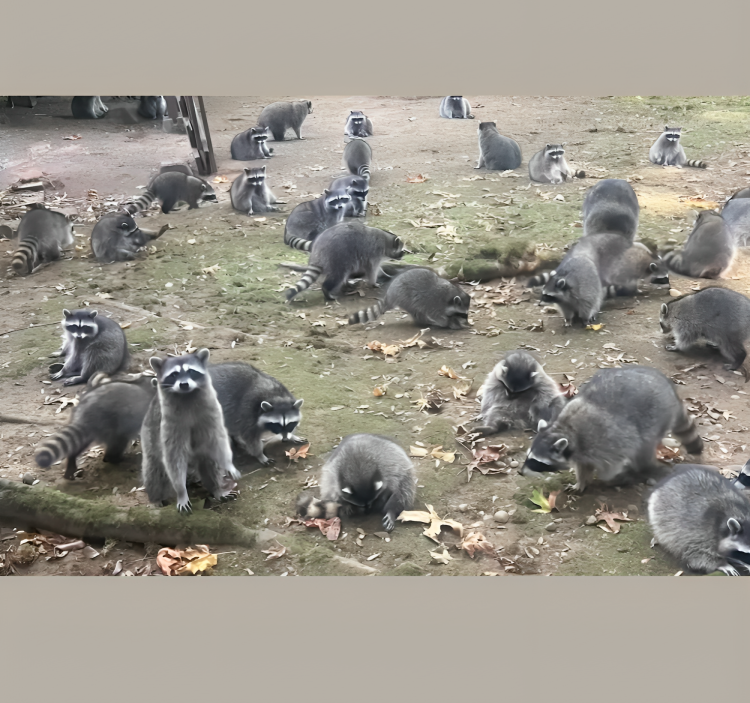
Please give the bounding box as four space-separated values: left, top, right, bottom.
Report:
328 175 369 217
230 125 274 160
91 212 166 263
137 96 166 120
296 434 416 532
647 465 750 575
122 171 217 216
285 222 405 301
50 309 130 386
71 96 108 119
230 166 279 216
342 138 372 181
529 144 574 184
649 126 707 168
208 361 305 466
257 100 312 141
475 122 522 171
522 366 703 493
35 373 156 479
141 349 240 513
474 350 566 436
283 190 351 249
659 287 750 372
344 111 374 137
348 267 470 329
11 207 74 275
662 210 735 279
581 179 639 242
439 96 474 119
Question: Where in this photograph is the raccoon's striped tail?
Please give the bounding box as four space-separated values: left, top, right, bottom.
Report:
527 271 554 288
122 189 156 215
348 300 386 325
735 459 750 490
35 423 91 470
358 165 371 181
672 410 704 455
685 159 707 169
11 239 37 274
285 265 323 301
284 234 313 252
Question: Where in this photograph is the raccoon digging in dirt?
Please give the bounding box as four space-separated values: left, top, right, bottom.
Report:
328 175 369 217
141 349 241 514
342 137 372 181
49 309 130 386
581 178 640 242
208 361 305 466
649 126 708 168
230 166 280 216
35 373 156 480
296 433 416 532
523 366 703 493
348 267 471 329
473 351 566 437
529 144 582 184
662 210 735 279
90 212 166 263
439 96 474 119
122 171 217 215
475 122 522 171
257 100 312 141
11 207 75 275
71 96 108 119
344 110 374 137
647 465 750 575
137 96 166 120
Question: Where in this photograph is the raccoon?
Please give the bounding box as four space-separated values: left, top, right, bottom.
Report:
122 171 217 216
528 144 573 184
474 350 566 436
522 365 703 493
230 125 274 160
342 138 372 181
662 210 735 279
348 267 470 329
283 190 351 249
475 122 522 171
649 126 707 168
257 100 312 141
581 178 639 242
736 458 750 490
728 187 750 201
141 349 240 513
721 196 750 247
230 166 279 216
296 433 416 532
35 373 156 479
71 96 108 119
659 286 750 372
647 465 750 575
91 212 165 263
439 96 474 119
285 222 405 301
208 361 305 466
344 111 374 137
596 239 670 297
137 96 166 120
50 309 130 386
11 207 74 275
328 175 369 217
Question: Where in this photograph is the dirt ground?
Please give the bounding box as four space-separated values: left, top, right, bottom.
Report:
1 95 750 577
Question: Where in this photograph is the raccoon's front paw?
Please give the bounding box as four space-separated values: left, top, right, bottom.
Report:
290 435 308 445
63 376 84 386
227 465 242 481
718 564 741 576
665 344 678 352
382 513 396 532
567 482 585 495
176 499 193 515
220 491 240 503
50 369 65 380
257 454 274 466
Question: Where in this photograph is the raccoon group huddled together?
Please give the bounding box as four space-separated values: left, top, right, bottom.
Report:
9 96 750 572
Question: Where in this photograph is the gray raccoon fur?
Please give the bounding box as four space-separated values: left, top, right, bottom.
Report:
475 122 522 171
91 212 164 263
728 187 750 201
11 207 74 275
528 144 573 184
50 309 130 386
348 267 470 329
122 171 217 216
137 97 166 120
735 458 750 491
230 125 274 160
439 96 474 119
647 465 750 575
285 222 405 301
342 138 372 181
35 373 156 479
581 179 639 242
649 126 707 168
329 175 369 217
659 286 750 371
344 110 374 137
208 361 305 466
141 349 240 513
474 350 566 436
283 190 351 249
71 96 108 119
662 210 735 279
257 100 312 141
230 166 279 216
296 433 416 532
721 197 750 246
522 365 703 493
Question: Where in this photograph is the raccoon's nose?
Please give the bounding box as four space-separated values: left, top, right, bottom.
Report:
180 382 190 391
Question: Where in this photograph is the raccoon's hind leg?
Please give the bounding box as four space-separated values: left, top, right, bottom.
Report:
195 456 239 502
671 408 704 455
716 338 747 372
293 124 304 140
63 454 79 480
665 328 699 353
321 272 347 300
102 437 131 464
160 198 177 214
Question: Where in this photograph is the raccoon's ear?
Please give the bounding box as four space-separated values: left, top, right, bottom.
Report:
261 165 266 172
530 371 539 377
727 518 741 535
89 310 98 319
196 348 210 363
244 168 252 175
324 189 330 195
261 401 273 412
650 262 658 272
537 419 548 432
555 278 567 290
454 295 462 306
149 357 163 372
553 437 568 452
497 363 507 375
293 398 304 409
561 142 566 148
546 144 551 150
63 309 72 318
151 378 158 387
660 303 668 316
374 480 383 491
341 487 352 494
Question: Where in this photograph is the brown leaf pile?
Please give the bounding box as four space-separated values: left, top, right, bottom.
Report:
465 444 510 481
156 545 217 576
303 516 341 541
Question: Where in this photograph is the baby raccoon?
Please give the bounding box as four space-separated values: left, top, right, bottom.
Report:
257 100 312 140
474 350 566 436
439 96 474 119
582 179 639 242
230 125 274 160
648 465 750 575
523 365 703 493
122 171 217 216
344 111 374 137
348 267 470 329
296 433 416 532
11 207 74 275
91 212 165 263
662 210 735 279
528 144 578 184
660 286 750 373
230 166 279 216
475 122 522 171
649 126 707 168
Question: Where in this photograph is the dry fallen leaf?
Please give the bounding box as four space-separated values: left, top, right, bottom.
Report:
63 134 82 140
285 444 311 462
465 444 510 480
409 446 429 457
261 543 287 561
202 264 221 276
398 504 463 543
407 174 428 183
430 446 456 463
430 549 453 564
156 545 218 576
656 443 681 463
303 516 341 541
367 341 400 357
438 365 459 380
586 324 604 331
213 175 229 183
592 506 634 534
459 531 495 558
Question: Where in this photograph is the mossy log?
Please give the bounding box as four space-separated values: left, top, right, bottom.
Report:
0 479 261 547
